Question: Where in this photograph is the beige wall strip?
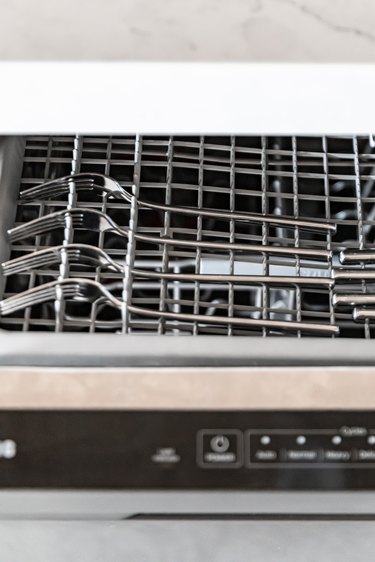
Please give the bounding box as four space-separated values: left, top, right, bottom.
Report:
0 366 374 410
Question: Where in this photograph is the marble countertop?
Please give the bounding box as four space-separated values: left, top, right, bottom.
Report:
0 0 374 61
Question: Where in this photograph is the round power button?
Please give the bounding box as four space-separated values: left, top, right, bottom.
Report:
210 435 230 453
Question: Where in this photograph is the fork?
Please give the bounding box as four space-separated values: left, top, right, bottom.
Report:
1 244 124 276
0 243 334 286
0 278 123 316
19 173 336 234
7 239 375 295
0 277 339 335
7 208 332 260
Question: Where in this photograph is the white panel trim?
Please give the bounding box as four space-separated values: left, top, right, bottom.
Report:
0 63 374 134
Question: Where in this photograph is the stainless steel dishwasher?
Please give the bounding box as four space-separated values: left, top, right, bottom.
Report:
1 134 375 561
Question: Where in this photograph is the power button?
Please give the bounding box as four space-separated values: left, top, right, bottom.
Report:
197 429 243 468
210 434 231 453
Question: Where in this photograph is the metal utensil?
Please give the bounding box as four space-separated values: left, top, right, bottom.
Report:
340 248 375 265
0 277 339 335
19 173 337 234
354 308 375 321
0 244 331 286
127 304 339 335
0 278 123 316
1 244 124 277
7 208 333 260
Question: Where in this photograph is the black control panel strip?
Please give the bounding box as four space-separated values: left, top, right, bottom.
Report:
1 410 375 489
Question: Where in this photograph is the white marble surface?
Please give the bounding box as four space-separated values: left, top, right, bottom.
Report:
0 0 375 61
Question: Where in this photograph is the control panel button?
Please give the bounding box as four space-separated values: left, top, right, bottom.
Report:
197 430 243 468
323 449 352 462
356 449 375 462
0 440 16 460
247 431 324 466
284 449 319 462
246 429 375 467
210 435 230 453
254 449 278 462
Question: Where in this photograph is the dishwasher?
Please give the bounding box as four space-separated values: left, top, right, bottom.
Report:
1 132 375 560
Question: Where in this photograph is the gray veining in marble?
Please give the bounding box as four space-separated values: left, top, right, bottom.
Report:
0 0 374 61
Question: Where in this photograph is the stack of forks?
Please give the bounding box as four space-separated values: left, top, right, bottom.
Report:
1 173 375 335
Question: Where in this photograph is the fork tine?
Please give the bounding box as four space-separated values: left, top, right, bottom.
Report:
2 247 69 276
7 210 85 242
20 180 101 200
0 278 122 316
19 174 131 202
2 244 124 276
2 254 58 275
0 288 56 315
8 214 64 242
0 282 81 316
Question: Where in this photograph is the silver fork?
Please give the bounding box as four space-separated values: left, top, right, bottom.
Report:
0 243 335 286
0 277 339 335
7 208 332 260
0 278 123 316
1 244 124 276
4 243 375 289
7 240 375 298
19 173 336 234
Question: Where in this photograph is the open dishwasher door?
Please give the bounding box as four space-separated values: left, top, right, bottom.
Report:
1 490 375 561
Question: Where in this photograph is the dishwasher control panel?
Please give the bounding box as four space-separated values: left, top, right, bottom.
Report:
2 410 375 489
197 427 375 469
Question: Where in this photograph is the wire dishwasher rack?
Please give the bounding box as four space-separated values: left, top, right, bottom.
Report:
2 134 375 338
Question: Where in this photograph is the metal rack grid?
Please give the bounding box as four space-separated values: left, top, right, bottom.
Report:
2 134 375 337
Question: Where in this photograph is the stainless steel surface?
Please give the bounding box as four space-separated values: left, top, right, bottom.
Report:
354 308 375 321
341 248 375 264
1 333 375 367
0 137 26 265
2 490 375 517
334 294 375 306
3 134 375 337
2 519 375 562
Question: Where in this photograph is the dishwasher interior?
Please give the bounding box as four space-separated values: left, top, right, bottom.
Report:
2 133 375 338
